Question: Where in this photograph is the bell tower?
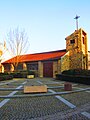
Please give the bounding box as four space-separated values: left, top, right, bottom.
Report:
65 28 88 70
65 15 88 70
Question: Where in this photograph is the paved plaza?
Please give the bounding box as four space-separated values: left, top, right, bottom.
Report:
0 78 90 120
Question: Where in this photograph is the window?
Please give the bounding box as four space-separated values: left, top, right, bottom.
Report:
27 63 38 70
82 37 85 44
70 39 75 44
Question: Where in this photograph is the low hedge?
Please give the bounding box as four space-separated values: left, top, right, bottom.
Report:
62 69 90 76
0 70 37 79
10 72 28 78
10 70 37 78
0 75 13 81
56 69 90 85
56 74 90 85
0 72 9 76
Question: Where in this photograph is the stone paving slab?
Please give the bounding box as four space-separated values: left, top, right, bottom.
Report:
52 87 77 92
31 102 90 120
81 112 90 119
86 109 90 113
0 91 12 96
75 84 90 88
0 78 90 119
61 92 90 107
0 84 17 88
0 96 70 120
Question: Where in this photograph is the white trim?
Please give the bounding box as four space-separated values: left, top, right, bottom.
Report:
48 89 76 109
0 82 26 108
81 112 90 119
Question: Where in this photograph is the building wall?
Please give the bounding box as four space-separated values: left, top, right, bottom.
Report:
23 63 27 71
0 49 3 72
57 59 61 74
61 52 69 72
0 50 3 56
38 61 43 77
27 62 38 71
53 61 58 78
10 64 14 72
65 28 88 70
3 64 11 72
2 28 89 76
88 52 90 70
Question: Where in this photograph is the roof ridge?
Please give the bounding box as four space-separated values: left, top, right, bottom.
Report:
24 49 66 56
2 49 66 63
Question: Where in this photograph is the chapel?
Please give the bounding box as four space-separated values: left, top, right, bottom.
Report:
2 28 89 78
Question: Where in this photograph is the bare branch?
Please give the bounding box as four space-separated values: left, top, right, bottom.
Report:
7 27 30 70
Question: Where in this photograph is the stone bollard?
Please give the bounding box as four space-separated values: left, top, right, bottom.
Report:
64 82 72 91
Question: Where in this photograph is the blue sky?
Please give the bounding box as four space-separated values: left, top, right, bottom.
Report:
0 0 90 53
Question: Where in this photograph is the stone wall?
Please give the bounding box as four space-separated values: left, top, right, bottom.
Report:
53 61 58 78
88 52 90 70
61 52 69 72
65 28 88 70
38 61 43 77
69 52 83 69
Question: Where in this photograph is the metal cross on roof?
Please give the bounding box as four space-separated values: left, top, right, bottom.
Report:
74 15 80 30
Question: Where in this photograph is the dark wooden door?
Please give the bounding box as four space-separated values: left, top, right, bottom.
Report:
43 62 53 77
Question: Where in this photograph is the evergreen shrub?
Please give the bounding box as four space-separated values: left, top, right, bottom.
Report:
0 75 13 81
10 70 37 78
56 69 90 85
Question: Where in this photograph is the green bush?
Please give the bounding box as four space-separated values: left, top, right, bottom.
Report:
56 74 90 85
10 72 27 78
0 72 9 76
56 69 90 85
28 70 36 75
62 69 90 76
10 70 37 78
0 75 13 81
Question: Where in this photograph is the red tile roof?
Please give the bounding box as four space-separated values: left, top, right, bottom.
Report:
2 49 66 64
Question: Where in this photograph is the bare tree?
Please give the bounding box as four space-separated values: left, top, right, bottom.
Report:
7 27 30 71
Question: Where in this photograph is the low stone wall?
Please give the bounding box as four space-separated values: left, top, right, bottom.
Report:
56 74 90 85
27 75 34 79
24 85 47 93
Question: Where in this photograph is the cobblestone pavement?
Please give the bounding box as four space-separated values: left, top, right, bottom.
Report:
0 78 90 120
